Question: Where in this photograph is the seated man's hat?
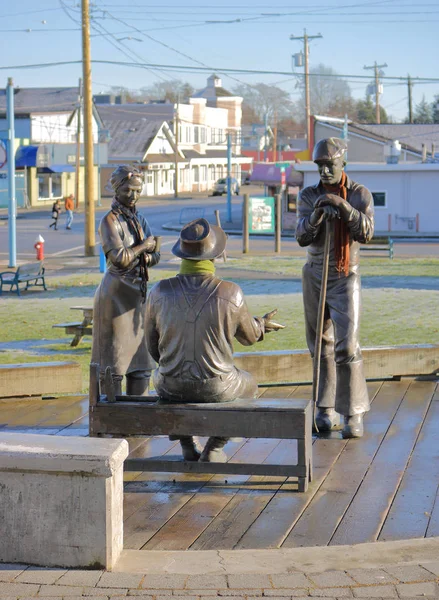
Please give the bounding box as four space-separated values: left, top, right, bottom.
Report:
172 218 227 261
312 137 347 163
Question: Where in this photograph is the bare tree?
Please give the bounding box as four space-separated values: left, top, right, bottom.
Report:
139 80 194 103
232 83 294 123
293 64 355 122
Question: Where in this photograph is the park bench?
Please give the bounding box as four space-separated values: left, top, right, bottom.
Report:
0 261 46 296
89 364 313 492
53 306 93 346
360 238 394 259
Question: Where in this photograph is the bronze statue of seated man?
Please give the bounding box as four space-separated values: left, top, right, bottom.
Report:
146 218 284 463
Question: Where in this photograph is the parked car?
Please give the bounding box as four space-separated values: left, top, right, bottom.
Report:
241 173 251 185
212 178 240 196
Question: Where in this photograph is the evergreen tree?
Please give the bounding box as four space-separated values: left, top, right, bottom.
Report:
431 94 439 123
413 95 433 123
356 94 388 123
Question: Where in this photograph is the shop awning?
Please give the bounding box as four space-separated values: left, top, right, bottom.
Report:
250 163 303 186
15 145 39 167
45 164 75 173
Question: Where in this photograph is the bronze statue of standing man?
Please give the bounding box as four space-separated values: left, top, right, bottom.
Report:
92 165 160 396
296 138 374 438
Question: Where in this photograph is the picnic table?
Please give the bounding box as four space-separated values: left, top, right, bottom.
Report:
53 306 93 347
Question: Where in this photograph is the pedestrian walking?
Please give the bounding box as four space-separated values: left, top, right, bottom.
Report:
65 194 74 230
49 199 61 230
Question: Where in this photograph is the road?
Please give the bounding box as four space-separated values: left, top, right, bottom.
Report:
0 188 438 270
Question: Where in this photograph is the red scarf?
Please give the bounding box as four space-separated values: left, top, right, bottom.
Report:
323 171 350 277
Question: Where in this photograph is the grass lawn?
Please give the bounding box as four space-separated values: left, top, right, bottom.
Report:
0 257 437 392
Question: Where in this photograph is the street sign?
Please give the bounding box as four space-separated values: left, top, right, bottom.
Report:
275 162 290 168
248 196 275 234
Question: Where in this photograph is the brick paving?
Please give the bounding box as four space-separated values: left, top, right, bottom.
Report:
0 563 438 599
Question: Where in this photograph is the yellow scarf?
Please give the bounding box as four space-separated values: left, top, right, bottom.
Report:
179 259 216 275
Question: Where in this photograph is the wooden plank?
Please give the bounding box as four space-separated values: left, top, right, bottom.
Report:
426 485 439 538
380 385 439 541
125 459 307 477
234 345 439 384
0 362 82 398
282 380 410 548
2 397 83 428
330 380 436 546
92 398 310 439
123 439 248 550
236 382 382 550
188 438 283 550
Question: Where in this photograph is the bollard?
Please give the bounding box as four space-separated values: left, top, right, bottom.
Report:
99 246 106 273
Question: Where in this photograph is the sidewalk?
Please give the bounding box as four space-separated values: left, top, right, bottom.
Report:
1 539 439 598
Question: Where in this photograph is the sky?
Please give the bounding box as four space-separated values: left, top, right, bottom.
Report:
2 0 439 123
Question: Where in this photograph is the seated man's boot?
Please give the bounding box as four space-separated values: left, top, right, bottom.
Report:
126 371 151 397
342 413 364 439
314 407 339 432
200 436 229 463
178 436 202 462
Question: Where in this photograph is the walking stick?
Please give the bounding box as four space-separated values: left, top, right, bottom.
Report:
312 220 331 433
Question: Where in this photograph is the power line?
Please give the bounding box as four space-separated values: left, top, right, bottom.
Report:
3 59 439 84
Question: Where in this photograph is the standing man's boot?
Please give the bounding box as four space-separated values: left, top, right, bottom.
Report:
200 436 229 463
314 407 339 432
178 436 202 461
342 413 364 438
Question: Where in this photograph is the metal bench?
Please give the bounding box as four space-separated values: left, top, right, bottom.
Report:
89 364 313 492
0 261 46 296
360 238 394 259
179 206 206 224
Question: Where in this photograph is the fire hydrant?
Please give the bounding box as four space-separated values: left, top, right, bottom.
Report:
34 235 45 261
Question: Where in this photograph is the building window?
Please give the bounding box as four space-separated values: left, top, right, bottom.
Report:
372 192 386 207
193 166 199 183
201 165 207 182
185 127 192 143
38 173 62 200
147 173 153 184
200 127 206 143
194 126 199 143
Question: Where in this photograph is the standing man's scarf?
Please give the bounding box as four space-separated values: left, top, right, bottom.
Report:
111 198 149 301
322 171 350 276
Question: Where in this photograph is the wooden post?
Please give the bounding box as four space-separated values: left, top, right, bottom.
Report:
214 210 227 262
243 194 249 254
275 193 281 254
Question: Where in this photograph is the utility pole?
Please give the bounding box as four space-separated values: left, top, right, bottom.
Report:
407 74 413 124
263 112 268 162
174 97 179 198
82 0 95 256
363 61 387 124
6 78 16 268
226 132 232 223
272 110 278 164
74 78 82 210
290 29 322 147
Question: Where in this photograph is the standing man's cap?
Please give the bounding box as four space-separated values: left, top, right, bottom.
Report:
312 138 347 163
172 218 227 260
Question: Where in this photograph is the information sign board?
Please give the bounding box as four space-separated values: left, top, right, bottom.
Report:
249 196 275 234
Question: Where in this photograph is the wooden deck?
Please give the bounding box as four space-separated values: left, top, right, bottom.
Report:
1 378 438 550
